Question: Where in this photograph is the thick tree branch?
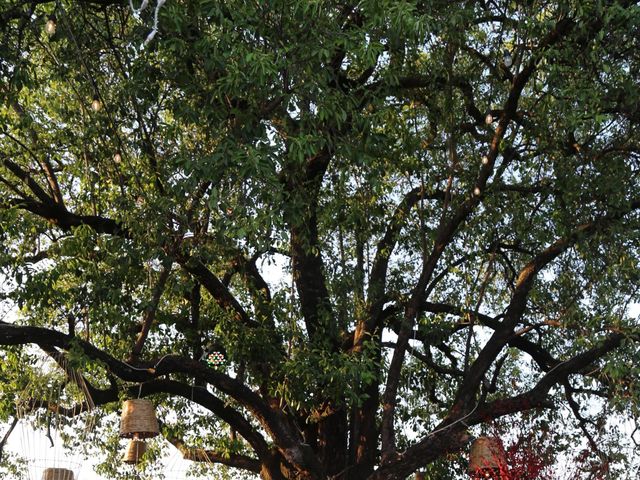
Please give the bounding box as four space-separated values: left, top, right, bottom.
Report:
0 324 323 477
4 197 128 236
468 332 632 426
287 149 335 345
350 187 446 474
2 158 54 204
140 379 272 462
367 332 634 480
178 255 257 328
167 433 261 473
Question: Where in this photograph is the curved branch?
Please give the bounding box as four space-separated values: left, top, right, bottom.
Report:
166 434 261 473
0 417 19 462
222 250 272 303
4 197 128 236
468 332 631 425
0 323 323 477
18 376 273 468
368 332 634 480
178 255 257 328
139 379 271 461
2 158 53 204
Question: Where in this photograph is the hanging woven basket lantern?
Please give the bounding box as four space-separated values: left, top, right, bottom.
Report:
120 399 160 439
123 438 147 464
42 468 75 480
469 437 508 479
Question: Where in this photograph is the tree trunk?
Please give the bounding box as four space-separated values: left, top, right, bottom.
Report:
318 407 348 476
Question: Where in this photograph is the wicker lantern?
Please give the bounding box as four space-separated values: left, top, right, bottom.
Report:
120 399 159 439
42 468 74 480
469 437 508 478
123 438 147 464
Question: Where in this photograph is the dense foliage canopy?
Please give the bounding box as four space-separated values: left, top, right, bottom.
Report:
1 0 640 479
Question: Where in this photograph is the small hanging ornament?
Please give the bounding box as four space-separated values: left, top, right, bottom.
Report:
485 112 493 125
503 49 513 68
201 342 226 367
205 351 225 367
91 95 102 112
113 151 122 164
42 468 74 480
481 155 489 165
45 15 57 36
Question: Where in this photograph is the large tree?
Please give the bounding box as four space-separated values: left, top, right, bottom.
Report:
1 0 639 479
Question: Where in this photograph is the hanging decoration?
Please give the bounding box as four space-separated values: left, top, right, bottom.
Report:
503 49 513 68
468 436 509 479
119 398 159 466
205 351 225 368
44 15 57 36
123 438 147 465
200 343 226 368
41 468 74 480
90 95 102 112
119 399 160 440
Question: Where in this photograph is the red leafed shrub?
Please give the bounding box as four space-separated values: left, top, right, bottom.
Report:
503 438 554 480
485 419 555 480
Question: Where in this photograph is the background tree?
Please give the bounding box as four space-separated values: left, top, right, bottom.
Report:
1 0 640 479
